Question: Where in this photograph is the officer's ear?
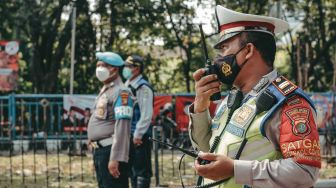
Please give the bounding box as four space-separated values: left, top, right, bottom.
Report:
109 66 119 74
134 66 141 74
245 43 255 60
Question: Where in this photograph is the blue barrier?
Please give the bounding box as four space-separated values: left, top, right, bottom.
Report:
0 94 89 140
1 93 335 140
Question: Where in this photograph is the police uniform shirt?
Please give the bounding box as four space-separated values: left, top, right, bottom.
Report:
125 75 153 139
88 77 133 162
188 70 320 187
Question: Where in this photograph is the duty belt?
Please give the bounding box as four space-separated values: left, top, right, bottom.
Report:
91 137 113 149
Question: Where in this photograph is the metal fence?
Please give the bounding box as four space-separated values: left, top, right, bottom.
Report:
0 94 197 187
0 132 194 188
0 94 66 140
0 139 93 187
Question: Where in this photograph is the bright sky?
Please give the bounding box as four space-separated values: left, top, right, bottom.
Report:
67 0 297 47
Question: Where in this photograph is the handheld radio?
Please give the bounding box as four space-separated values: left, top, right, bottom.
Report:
199 24 221 101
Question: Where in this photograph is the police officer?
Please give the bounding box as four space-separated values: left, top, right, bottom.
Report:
88 52 133 188
123 55 153 188
189 5 321 188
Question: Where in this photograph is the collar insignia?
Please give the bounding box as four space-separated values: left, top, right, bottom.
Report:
253 77 269 93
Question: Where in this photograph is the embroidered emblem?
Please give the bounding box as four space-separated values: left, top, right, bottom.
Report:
285 107 311 138
226 123 244 137
96 94 107 118
114 91 133 119
120 92 129 105
272 76 297 96
97 108 104 117
296 122 307 133
280 138 321 167
222 63 232 76
232 104 254 127
280 98 321 168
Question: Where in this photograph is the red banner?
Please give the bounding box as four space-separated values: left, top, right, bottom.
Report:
0 40 19 91
153 95 173 120
175 96 221 132
175 96 194 132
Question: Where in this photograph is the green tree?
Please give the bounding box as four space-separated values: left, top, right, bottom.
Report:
0 0 98 94
21 0 73 93
284 0 336 91
158 0 202 93
1 0 335 94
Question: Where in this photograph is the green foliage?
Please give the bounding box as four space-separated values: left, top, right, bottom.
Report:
274 50 292 78
277 0 336 91
0 0 335 94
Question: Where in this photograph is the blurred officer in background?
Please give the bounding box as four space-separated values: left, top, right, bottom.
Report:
123 55 154 188
88 52 133 188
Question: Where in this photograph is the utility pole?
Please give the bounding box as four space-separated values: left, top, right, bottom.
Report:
296 39 303 88
276 0 281 18
304 42 310 90
268 0 282 19
70 5 76 95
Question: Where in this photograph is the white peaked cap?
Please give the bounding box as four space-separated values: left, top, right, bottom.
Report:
214 5 289 49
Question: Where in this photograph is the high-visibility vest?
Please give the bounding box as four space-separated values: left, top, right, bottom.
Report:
202 84 315 188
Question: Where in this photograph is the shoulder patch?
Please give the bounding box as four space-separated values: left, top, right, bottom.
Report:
120 92 130 105
280 96 321 168
114 91 133 120
272 76 297 96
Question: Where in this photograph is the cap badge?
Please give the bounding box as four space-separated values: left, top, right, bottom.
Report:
222 63 232 76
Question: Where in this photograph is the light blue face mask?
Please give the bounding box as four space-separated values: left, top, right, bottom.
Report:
122 67 133 79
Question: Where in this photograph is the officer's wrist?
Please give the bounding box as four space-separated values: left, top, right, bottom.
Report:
194 97 210 113
194 103 208 114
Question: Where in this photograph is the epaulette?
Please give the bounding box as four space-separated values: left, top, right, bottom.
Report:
271 76 298 96
260 76 315 138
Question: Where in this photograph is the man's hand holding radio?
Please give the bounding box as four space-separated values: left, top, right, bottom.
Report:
194 152 234 181
193 68 221 113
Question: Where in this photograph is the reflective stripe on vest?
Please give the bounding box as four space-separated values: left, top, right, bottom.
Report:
203 96 281 188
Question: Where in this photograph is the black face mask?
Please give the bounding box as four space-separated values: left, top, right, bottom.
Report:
213 46 248 85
